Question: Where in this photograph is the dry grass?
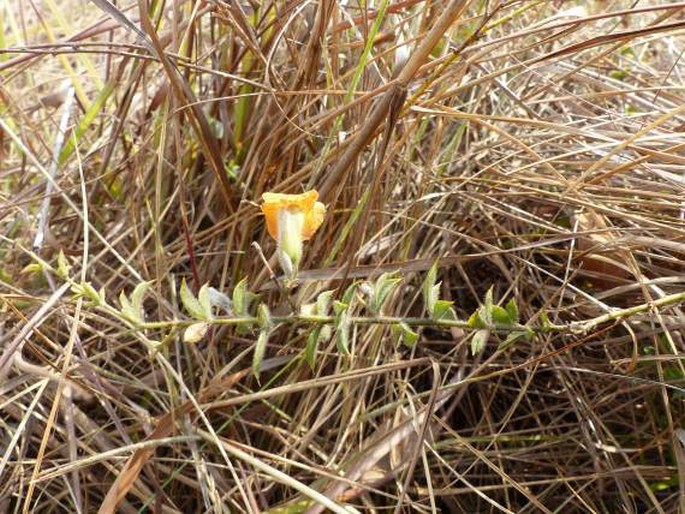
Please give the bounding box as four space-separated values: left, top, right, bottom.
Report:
1 0 684 512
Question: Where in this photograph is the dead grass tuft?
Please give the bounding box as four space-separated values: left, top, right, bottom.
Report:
1 1 684 512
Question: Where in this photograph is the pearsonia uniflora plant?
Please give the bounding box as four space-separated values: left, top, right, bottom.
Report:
165 268 531 375
66 249 531 378
41 189 684 379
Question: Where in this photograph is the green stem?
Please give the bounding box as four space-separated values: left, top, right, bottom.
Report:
568 291 685 333
136 291 685 334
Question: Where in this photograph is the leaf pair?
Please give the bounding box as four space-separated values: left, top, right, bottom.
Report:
179 279 234 343
365 271 402 315
422 261 456 321
119 281 152 325
333 282 360 356
304 290 335 369
467 287 518 329
466 287 531 354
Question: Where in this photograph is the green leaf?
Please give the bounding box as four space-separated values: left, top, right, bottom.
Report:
499 330 530 351
433 300 456 320
484 286 494 310
396 322 419 347
71 282 103 304
21 263 43 275
341 282 359 306
471 329 489 356
233 277 248 316
252 330 269 380
197 284 213 319
232 279 257 317
429 284 441 316
131 281 152 320
336 311 351 355
333 300 348 315
422 261 440 316
56 250 71 279
81 282 102 303
540 310 551 330
478 305 492 327
180 278 208 320
235 284 257 333
474 287 496 327
257 303 272 329
491 305 512 325
98 287 107 304
119 291 140 323
505 298 519 324
236 321 254 336
369 272 401 314
467 310 483 328
305 327 321 369
316 290 335 315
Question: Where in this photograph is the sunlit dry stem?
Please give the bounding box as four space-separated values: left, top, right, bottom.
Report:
319 0 471 199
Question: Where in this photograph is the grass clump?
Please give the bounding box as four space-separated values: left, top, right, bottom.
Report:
1 1 684 512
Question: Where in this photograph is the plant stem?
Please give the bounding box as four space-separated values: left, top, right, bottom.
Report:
137 291 685 335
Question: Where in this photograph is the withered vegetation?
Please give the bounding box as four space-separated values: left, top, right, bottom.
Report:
1 1 684 512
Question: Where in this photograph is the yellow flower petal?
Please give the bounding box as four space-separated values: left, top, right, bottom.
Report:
261 202 282 240
261 190 324 241
303 201 326 240
262 190 318 209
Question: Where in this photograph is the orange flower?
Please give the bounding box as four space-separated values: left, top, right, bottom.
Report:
261 190 326 275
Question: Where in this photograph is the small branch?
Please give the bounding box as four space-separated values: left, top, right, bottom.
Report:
33 84 75 253
567 291 685 333
319 0 470 200
131 291 685 335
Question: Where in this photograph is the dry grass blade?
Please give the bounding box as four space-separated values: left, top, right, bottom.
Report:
2 1 684 513
97 356 291 513
319 0 471 200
